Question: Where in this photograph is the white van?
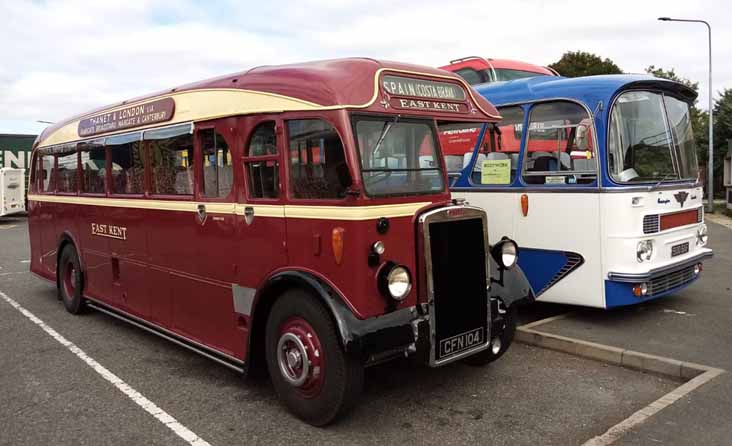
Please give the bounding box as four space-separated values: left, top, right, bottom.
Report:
1 168 25 217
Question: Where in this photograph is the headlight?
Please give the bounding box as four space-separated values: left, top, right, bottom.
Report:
696 224 708 246
491 238 519 269
384 265 412 301
636 240 653 263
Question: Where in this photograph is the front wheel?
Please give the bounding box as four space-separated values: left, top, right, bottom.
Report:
462 304 516 366
265 290 363 426
58 244 86 315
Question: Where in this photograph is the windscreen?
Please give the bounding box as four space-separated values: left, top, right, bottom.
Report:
353 116 444 197
608 91 699 183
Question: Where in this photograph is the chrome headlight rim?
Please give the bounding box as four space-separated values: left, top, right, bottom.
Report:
636 240 654 263
492 238 519 269
379 263 412 301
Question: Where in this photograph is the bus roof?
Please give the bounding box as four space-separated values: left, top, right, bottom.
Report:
474 74 697 108
36 58 499 148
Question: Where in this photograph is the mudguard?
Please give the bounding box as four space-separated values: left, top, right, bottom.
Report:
488 257 535 307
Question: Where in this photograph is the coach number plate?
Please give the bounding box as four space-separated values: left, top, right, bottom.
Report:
671 242 689 257
439 327 483 359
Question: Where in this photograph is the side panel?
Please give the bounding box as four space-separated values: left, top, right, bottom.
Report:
455 190 604 307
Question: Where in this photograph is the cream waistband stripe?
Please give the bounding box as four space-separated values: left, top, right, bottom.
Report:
27 195 430 221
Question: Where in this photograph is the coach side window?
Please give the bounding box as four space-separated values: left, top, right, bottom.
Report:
79 139 106 194
287 119 351 199
244 121 279 199
108 133 144 195
522 101 596 185
146 124 194 196
56 144 78 193
38 154 54 193
200 129 233 198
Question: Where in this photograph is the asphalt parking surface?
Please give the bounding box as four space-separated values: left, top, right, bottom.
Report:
523 221 732 445
0 217 682 446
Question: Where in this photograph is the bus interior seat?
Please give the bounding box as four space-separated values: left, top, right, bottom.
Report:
463 153 486 170
559 152 571 169
486 152 509 160
444 155 463 173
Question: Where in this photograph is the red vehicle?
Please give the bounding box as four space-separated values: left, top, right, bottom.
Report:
440 56 559 85
27 58 533 425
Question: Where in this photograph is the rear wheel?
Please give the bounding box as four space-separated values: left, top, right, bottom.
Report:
58 244 86 315
265 290 363 426
462 304 516 366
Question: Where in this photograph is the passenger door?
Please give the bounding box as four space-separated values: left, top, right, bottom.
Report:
174 119 241 355
235 117 288 356
513 101 603 306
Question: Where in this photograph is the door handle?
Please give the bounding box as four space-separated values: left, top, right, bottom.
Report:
244 206 254 225
197 204 207 224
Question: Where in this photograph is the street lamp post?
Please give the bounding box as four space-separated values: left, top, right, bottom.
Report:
658 17 714 213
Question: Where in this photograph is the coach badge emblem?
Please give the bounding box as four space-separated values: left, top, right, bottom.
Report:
674 191 689 208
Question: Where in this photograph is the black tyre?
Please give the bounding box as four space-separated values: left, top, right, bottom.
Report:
462 304 516 366
265 290 363 426
58 244 86 315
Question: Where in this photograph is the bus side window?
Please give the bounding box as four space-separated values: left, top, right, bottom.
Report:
200 129 233 199
287 119 351 200
522 101 596 186
79 139 106 194
38 154 54 193
244 121 279 199
56 144 78 193
107 133 144 195
146 124 194 196
438 105 523 186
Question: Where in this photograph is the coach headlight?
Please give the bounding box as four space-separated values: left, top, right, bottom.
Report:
696 224 708 246
379 264 412 301
636 240 654 263
492 238 518 269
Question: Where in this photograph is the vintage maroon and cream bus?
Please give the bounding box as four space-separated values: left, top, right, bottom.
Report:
27 58 533 425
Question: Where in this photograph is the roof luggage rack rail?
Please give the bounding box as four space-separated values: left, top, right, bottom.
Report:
449 56 493 65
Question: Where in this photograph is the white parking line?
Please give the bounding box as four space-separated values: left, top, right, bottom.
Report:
0 289 212 446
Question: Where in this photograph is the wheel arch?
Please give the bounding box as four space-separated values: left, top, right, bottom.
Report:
246 270 355 374
55 231 84 289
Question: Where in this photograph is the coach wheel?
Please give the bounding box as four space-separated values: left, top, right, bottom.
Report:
462 303 516 366
58 244 86 315
265 290 363 426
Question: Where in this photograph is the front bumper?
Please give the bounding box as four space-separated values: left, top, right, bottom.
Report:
607 250 713 282
604 250 712 308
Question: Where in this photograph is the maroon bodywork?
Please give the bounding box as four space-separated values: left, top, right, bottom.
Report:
28 58 501 365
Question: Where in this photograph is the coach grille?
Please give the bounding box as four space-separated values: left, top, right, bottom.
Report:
643 214 660 234
420 206 490 366
647 265 696 296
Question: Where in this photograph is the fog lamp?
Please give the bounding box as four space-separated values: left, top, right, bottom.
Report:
633 283 648 297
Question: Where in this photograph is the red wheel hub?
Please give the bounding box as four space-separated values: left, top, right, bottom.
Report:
277 317 325 399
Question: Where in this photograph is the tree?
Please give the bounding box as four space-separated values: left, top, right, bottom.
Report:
548 51 623 77
712 88 732 196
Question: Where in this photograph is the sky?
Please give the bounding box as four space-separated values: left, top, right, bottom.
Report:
1 0 730 135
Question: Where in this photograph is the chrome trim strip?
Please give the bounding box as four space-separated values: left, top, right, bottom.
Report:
418 204 492 367
85 299 245 371
607 251 713 282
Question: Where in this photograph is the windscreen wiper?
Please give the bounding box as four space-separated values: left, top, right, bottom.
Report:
372 116 399 156
648 173 679 191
